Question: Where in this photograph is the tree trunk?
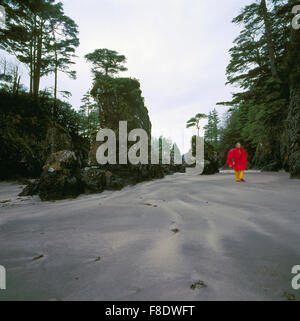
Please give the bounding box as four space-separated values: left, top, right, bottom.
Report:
30 43 33 95
12 66 19 94
53 27 58 101
31 14 37 96
54 52 58 101
33 21 43 98
29 23 34 95
260 0 281 84
16 75 21 94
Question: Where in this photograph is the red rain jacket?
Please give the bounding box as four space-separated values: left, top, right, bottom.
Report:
226 147 248 171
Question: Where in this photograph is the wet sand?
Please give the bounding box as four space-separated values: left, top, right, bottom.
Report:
0 171 299 301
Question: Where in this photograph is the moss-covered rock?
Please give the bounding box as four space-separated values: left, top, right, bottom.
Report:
202 141 219 175
39 150 83 201
0 91 89 179
80 167 109 192
19 179 40 196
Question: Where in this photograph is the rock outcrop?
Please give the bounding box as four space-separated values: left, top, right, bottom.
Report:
202 141 219 175
38 150 83 201
80 167 124 192
18 179 40 196
19 151 184 201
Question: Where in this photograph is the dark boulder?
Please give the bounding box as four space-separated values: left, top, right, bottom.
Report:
106 173 125 190
202 141 219 175
172 164 186 173
102 164 165 186
80 167 107 193
19 179 40 196
39 150 83 201
202 159 219 175
80 167 125 192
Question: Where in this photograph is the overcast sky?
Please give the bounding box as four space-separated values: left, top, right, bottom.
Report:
40 0 252 153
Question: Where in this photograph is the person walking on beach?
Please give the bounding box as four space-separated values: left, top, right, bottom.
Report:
226 143 248 182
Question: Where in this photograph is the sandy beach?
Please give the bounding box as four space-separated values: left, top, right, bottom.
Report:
0 171 299 301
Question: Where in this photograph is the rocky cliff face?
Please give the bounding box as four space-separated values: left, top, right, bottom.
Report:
89 76 184 179
89 76 152 166
0 92 89 179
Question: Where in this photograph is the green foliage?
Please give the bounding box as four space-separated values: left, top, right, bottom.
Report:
190 135 219 174
85 48 127 77
44 11 79 99
186 113 207 136
204 109 220 148
0 0 79 98
0 1 84 180
218 0 298 169
90 74 151 135
78 92 99 142
0 90 86 178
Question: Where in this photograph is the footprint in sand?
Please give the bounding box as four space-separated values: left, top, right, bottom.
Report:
0 199 11 204
32 254 44 261
190 280 207 290
169 221 180 234
144 203 158 207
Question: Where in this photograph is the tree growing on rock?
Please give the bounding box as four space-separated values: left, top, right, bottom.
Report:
85 48 127 77
186 113 207 136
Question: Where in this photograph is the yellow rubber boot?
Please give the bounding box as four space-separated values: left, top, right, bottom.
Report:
235 170 240 181
240 170 245 181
